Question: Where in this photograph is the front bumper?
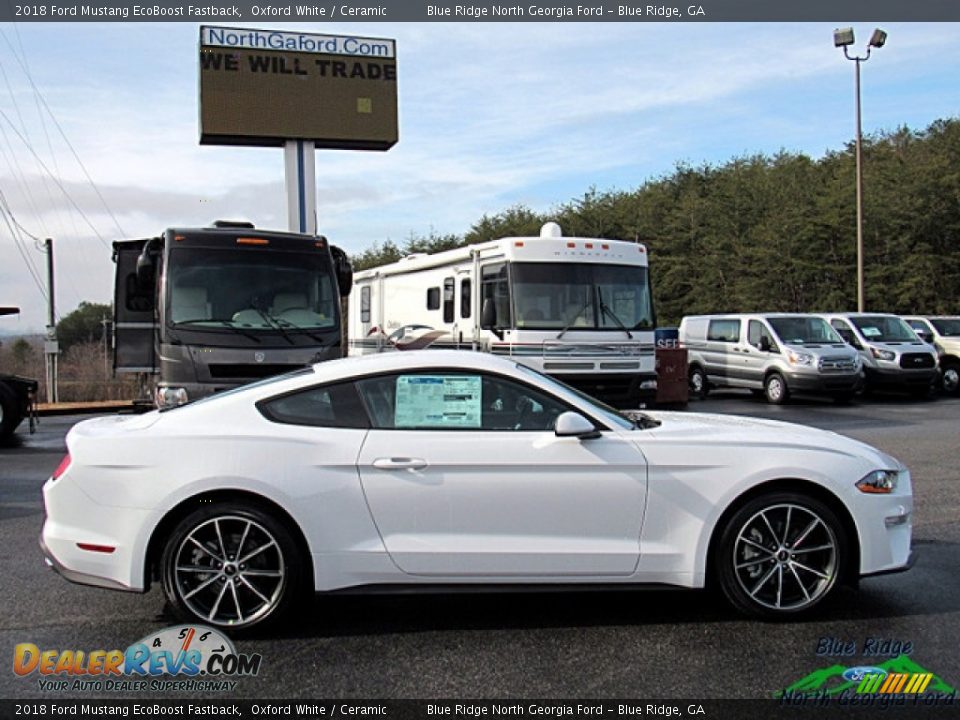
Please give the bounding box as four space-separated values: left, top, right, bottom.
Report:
784 371 862 394
864 367 938 389
860 550 916 578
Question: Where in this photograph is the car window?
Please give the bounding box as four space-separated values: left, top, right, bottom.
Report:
355 372 569 431
258 381 370 428
830 319 861 349
747 320 777 351
707 319 740 343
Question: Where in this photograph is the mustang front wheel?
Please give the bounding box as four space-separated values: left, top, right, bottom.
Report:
160 503 303 629
715 493 847 618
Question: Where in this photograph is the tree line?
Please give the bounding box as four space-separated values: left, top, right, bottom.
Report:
353 117 960 325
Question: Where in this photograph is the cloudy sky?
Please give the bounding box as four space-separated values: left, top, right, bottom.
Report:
0 21 958 331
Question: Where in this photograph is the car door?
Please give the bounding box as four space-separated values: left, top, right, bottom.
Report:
355 371 647 577
742 319 777 385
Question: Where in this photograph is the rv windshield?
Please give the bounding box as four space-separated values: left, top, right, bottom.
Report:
768 317 843 345
167 247 338 332
850 316 918 343
512 263 654 331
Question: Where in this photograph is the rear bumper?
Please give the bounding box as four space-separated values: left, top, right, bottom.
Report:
39 531 140 593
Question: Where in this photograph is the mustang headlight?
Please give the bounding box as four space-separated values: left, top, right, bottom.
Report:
157 386 189 408
870 347 896 362
786 350 814 367
856 469 899 494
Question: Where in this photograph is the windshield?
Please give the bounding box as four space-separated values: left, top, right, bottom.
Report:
515 363 635 431
167 247 338 331
931 318 960 337
512 262 654 331
850 316 919 343
768 317 843 345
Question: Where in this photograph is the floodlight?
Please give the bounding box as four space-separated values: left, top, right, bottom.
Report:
833 28 855 48
869 29 888 48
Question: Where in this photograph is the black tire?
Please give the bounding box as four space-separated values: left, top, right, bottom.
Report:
764 373 790 405
160 502 304 631
940 362 959 396
689 366 708 399
714 492 847 619
0 383 23 442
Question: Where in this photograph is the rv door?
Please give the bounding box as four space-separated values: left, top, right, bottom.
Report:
112 239 157 374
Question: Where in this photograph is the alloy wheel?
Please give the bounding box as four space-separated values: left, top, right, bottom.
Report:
732 503 838 611
172 515 287 626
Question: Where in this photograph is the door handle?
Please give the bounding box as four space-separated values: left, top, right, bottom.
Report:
372 457 428 470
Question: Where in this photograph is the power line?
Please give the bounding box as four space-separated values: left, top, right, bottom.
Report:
0 190 48 305
0 106 109 248
0 27 125 238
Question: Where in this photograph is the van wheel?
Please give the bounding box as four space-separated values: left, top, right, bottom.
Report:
941 362 959 395
764 373 789 404
689 366 708 399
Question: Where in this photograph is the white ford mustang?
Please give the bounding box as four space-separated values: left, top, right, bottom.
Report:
41 350 913 628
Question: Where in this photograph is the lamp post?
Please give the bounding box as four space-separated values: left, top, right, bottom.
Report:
834 27 887 313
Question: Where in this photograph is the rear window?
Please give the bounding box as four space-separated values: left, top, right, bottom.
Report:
258 381 369 428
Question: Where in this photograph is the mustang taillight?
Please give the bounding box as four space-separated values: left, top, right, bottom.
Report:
51 454 71 481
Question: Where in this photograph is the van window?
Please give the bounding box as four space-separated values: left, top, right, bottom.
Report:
748 320 777 351
830 319 862 349
707 319 740 343
426 287 440 311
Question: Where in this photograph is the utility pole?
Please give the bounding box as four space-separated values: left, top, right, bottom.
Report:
43 237 59 404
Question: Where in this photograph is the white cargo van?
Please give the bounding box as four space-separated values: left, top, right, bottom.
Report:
679 313 862 404
821 313 938 396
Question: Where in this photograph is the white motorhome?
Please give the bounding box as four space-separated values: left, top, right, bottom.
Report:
349 223 657 407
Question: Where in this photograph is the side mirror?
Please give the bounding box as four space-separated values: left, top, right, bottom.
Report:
554 411 601 439
758 336 771 352
329 245 353 297
481 298 503 340
136 249 155 288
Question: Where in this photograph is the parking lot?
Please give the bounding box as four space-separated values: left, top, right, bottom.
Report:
1 393 958 699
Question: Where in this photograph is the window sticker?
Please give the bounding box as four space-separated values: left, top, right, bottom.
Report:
395 375 482 428
861 326 882 338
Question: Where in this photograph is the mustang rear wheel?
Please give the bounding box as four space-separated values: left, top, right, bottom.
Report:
715 493 847 618
161 503 303 629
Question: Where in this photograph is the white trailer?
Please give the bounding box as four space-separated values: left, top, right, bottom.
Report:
349 223 657 407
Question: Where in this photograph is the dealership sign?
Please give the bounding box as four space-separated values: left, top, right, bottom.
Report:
199 25 398 150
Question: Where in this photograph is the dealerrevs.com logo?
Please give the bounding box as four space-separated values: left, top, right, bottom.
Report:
13 625 262 692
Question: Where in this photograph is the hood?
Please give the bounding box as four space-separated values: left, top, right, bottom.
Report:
642 411 902 470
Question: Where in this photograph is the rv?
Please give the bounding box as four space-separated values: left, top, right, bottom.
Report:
113 221 353 408
348 223 656 407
